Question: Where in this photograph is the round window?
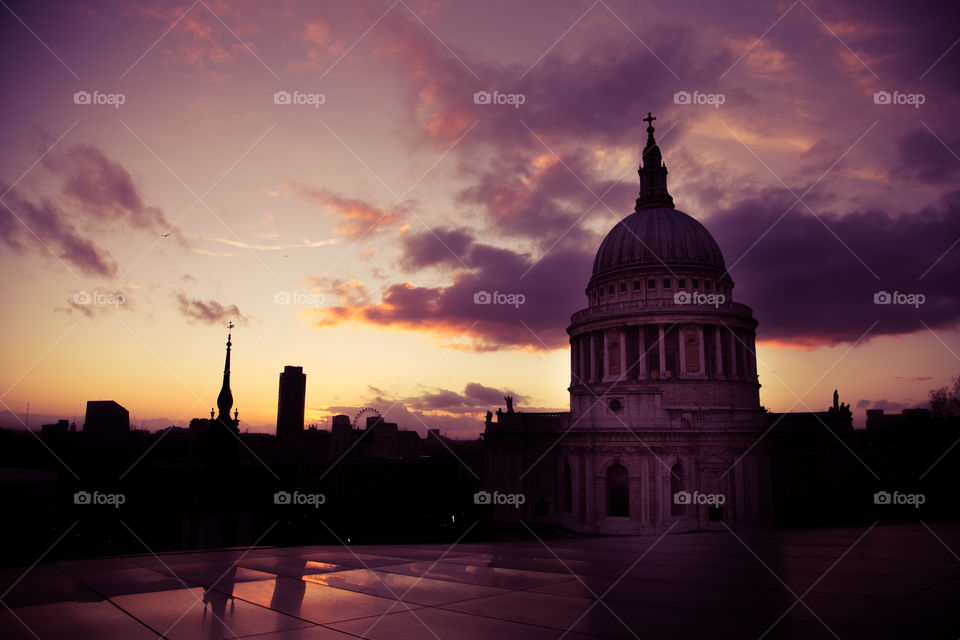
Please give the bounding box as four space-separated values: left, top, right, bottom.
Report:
609 399 623 413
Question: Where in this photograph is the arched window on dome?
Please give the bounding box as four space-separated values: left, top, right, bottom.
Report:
670 463 686 516
607 464 629 517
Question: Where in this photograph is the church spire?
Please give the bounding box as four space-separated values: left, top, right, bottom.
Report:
635 112 674 210
216 322 235 423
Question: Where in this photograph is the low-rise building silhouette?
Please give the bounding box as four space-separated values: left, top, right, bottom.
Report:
82 400 129 436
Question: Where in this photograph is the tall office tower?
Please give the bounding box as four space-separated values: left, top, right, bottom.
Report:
276 366 306 453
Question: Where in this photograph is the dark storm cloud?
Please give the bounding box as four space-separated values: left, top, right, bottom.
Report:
398 227 475 271
892 128 960 185
454 149 636 245
711 190 960 346
839 0 960 87
301 1 960 351
307 228 593 351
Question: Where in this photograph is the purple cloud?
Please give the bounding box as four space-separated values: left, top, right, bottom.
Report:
175 292 247 325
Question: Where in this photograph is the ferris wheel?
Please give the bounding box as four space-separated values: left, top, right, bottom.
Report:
353 407 382 429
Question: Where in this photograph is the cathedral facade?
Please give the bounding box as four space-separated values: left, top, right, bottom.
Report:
483 115 772 533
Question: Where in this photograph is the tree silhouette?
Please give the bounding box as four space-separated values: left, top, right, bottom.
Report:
929 374 960 421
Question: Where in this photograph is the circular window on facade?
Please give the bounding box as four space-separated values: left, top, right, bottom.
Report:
609 398 623 413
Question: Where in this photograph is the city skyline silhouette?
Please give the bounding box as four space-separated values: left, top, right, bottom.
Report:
2 0 960 638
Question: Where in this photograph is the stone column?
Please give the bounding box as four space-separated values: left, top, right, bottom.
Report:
581 335 590 383
730 331 740 379
584 454 595 524
678 325 687 379
637 326 647 380
687 457 697 527
715 325 724 379
658 324 666 378
734 458 745 522
651 463 661 526
620 327 629 380
640 457 650 525
570 337 577 386
589 332 598 383
602 331 611 381
698 325 706 376
571 455 581 520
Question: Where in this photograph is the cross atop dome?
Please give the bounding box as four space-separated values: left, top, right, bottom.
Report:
636 111 674 210
643 112 657 147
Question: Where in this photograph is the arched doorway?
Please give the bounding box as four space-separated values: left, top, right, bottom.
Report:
607 464 629 517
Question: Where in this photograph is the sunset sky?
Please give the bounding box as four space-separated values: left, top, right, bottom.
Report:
1 0 958 435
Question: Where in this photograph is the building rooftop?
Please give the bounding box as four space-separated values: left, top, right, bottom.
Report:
1 524 957 639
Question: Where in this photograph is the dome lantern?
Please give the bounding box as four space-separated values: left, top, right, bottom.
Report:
635 112 674 210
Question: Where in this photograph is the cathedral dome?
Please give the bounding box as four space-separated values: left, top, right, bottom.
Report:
591 206 726 279
590 112 726 282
